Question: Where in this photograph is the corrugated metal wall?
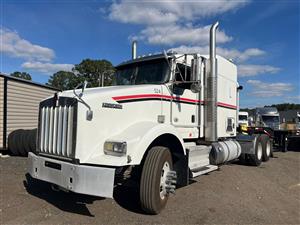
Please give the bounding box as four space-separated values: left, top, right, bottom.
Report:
0 76 4 148
0 75 58 149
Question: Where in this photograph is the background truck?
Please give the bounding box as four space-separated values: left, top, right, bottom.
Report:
254 107 280 130
238 111 249 126
250 107 300 151
26 22 273 214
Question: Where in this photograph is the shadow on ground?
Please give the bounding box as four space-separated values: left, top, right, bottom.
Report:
24 173 148 216
113 185 145 214
24 173 104 217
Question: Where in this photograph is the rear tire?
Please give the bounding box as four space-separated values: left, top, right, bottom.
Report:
17 130 27 156
29 129 37 153
269 138 274 157
261 134 271 162
8 130 19 155
248 135 263 166
22 130 32 156
140 146 173 214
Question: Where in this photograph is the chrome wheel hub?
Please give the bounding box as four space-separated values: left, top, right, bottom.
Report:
257 142 263 160
160 161 170 199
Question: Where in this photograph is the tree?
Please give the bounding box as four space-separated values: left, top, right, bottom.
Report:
73 59 115 87
10 71 32 81
240 103 300 113
47 71 82 90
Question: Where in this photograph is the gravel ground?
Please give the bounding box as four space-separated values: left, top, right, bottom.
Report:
0 151 300 225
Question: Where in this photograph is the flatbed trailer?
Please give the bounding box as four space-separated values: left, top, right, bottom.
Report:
247 127 300 152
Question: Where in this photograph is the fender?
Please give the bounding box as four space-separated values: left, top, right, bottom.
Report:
105 121 186 166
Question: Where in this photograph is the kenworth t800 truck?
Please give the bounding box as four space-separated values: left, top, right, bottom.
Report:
28 22 272 214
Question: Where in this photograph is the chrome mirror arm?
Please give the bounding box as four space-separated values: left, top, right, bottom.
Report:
73 81 93 121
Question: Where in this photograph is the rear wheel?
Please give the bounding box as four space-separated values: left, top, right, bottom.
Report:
140 146 173 214
248 135 263 166
261 134 271 162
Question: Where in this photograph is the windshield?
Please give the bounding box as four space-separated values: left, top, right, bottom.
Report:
239 115 248 121
114 59 169 85
262 116 279 123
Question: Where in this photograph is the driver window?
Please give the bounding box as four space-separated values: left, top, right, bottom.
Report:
175 63 191 89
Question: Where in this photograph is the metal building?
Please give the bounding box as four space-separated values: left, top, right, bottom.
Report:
0 73 59 150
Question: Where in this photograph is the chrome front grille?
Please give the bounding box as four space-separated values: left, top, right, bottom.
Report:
37 96 77 158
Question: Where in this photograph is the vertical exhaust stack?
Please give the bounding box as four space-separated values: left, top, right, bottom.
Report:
206 21 219 142
132 40 137 59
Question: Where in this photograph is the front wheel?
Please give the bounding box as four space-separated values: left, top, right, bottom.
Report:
140 146 173 214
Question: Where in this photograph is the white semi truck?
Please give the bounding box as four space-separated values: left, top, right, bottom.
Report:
28 22 272 214
238 111 249 126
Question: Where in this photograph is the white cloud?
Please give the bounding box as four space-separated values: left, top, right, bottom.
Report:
0 28 55 62
238 64 281 77
169 46 279 77
169 45 265 62
109 0 249 25
109 1 247 47
22 62 74 74
133 24 232 46
246 80 294 97
107 0 281 80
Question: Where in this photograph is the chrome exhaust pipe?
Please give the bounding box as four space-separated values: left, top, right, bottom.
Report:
206 21 219 142
132 40 137 59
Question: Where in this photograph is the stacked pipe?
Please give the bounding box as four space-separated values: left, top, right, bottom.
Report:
205 21 219 142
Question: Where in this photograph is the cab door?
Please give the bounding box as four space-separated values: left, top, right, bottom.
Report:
171 63 199 139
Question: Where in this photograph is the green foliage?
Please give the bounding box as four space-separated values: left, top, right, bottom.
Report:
10 71 32 81
267 103 300 111
73 59 115 87
46 58 115 90
47 71 82 91
241 103 300 113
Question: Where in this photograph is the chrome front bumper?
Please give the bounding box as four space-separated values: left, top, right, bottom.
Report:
28 152 115 198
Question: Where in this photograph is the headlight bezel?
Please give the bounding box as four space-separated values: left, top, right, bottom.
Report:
104 141 127 156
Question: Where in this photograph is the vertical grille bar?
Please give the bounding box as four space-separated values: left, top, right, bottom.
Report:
61 106 68 156
48 107 54 154
56 106 63 155
52 107 58 154
66 106 73 157
43 107 48 153
39 107 45 152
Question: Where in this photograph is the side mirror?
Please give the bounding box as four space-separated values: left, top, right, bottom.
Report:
190 55 202 93
191 83 201 93
237 85 243 91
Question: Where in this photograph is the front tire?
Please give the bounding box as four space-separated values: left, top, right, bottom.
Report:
140 146 173 214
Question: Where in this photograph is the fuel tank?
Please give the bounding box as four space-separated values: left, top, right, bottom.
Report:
210 140 241 165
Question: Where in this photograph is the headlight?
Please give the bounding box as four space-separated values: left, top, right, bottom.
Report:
104 141 127 156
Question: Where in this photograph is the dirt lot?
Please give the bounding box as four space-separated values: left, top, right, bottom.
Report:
1 151 300 225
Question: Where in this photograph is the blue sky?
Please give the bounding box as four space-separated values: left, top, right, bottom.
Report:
1 0 299 108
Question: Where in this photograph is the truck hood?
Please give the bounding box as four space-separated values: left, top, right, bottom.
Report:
57 84 165 101
53 84 167 164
